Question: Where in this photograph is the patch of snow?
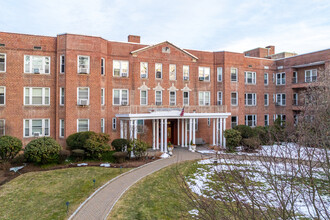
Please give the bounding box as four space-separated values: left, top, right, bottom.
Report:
77 163 88 167
197 150 218 154
160 153 170 158
100 163 111 167
188 209 199 216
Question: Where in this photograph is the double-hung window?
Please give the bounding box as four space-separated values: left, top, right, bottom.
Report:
60 55 65 73
198 91 210 106
155 63 162 79
169 91 176 106
101 118 105 133
305 69 317 82
24 55 50 74
169 64 176 80
217 91 222 105
59 119 65 138
113 60 129 77
0 86 5 105
231 92 238 106
231 116 238 128
77 119 89 132
60 87 65 106
293 71 298 83
24 119 50 137
24 87 50 105
183 91 189 106
183 65 189 81
137 120 144 133
140 62 148 78
155 91 162 105
276 72 286 85
0 53 6 72
217 67 223 82
198 67 210 81
245 71 256 84
231 68 238 82
276 93 286 106
140 90 148 105
245 93 257 106
112 118 116 130
276 114 286 125
0 119 4 136
264 73 268 85
113 89 128 105
101 58 105 75
77 55 90 74
264 93 269 106
77 87 89 105
264 114 269 126
293 93 298 106
245 115 257 127
101 88 105 106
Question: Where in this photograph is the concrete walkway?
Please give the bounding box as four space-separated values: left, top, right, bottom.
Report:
69 148 202 220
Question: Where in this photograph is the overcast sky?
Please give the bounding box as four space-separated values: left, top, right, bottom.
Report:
0 0 329 54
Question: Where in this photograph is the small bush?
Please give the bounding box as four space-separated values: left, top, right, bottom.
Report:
241 137 261 152
84 139 109 159
66 131 96 150
0 136 23 162
58 150 71 164
111 139 129 152
24 137 62 164
11 154 26 165
233 125 256 139
71 149 85 161
133 139 149 158
254 126 270 145
101 151 116 163
113 151 128 163
224 129 242 152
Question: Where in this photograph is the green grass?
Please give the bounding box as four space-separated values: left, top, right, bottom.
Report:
0 166 131 220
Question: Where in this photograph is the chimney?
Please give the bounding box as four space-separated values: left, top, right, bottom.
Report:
128 35 140 43
265 45 275 56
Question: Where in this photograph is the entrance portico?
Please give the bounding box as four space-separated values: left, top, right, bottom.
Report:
116 110 231 152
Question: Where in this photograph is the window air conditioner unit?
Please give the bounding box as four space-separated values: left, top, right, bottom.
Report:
122 72 128 77
141 74 147 79
156 102 162 106
121 102 128 106
79 68 88 74
33 68 40 74
33 132 40 137
199 77 204 81
184 76 189 81
275 102 281 106
79 99 88 106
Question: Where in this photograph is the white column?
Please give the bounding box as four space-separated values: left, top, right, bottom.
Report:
216 118 219 146
129 120 134 140
223 118 226 148
220 118 223 147
181 119 184 147
192 118 196 145
177 119 180 146
189 118 192 150
120 120 123 138
185 119 188 147
134 120 137 139
160 119 164 152
152 119 155 150
164 119 168 153
124 121 127 139
156 119 159 150
212 118 216 146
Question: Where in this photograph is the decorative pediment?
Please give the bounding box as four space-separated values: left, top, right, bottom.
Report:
137 82 150 90
167 83 178 91
181 84 192 92
153 83 164 91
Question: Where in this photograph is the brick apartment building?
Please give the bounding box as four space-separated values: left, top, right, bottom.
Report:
0 32 329 150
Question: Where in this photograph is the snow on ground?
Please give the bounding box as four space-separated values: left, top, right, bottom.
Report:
160 153 170 158
187 158 329 219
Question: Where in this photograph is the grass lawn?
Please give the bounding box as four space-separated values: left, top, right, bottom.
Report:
109 160 199 220
0 166 131 220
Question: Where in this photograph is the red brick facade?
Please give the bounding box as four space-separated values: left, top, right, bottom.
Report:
0 32 329 146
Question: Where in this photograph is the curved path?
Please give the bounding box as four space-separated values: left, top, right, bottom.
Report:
69 148 202 220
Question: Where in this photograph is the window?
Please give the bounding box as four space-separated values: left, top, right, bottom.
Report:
60 119 64 138
294 114 298 126
0 120 4 136
0 53 6 72
137 120 144 133
113 60 129 77
140 62 148 78
169 64 176 80
217 67 222 82
305 69 317 82
77 119 89 132
276 93 286 106
101 118 105 133
264 73 268 85
77 56 90 74
113 89 128 105
198 91 210 106
169 91 176 106
183 91 189 106
183 65 189 81
293 71 297 84
140 90 148 105
217 91 222 105
244 93 257 106
60 55 65 73
207 118 211 126
101 58 105 75
60 87 65 106
231 116 238 128
244 71 256 84
198 67 210 81
276 114 286 125
0 86 5 105
101 88 105 105
24 87 50 105
155 91 162 105
231 92 238 106
24 119 50 137
112 118 116 130
264 93 269 106
24 55 50 74
231 68 238 82
276 72 286 85
264 115 269 126
155 63 162 79
245 115 257 127
293 93 298 105
77 87 89 105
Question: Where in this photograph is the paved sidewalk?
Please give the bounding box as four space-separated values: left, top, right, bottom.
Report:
70 148 202 220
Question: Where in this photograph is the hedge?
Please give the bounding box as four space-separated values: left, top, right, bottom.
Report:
0 136 23 161
224 129 242 152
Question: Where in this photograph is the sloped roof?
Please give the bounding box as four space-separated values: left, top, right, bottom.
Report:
130 41 199 60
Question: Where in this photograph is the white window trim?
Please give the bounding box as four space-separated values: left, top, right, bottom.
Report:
137 120 145 133
77 55 90 74
24 55 51 74
60 87 64 106
231 116 238 128
140 90 148 106
112 89 129 105
245 93 257 106
231 92 238 106
264 93 269 106
0 86 5 105
24 87 50 106
217 91 222 105
169 64 176 80
244 71 256 84
77 119 90 132
169 91 176 106
101 58 105 75
77 87 90 105
264 114 269 126
140 62 148 79
60 55 65 74
23 119 50 137
231 67 238 82
276 72 286 85
276 93 286 106
59 119 64 138
245 115 257 127
112 118 116 130
217 67 223 82
0 53 6 73
155 63 162 79
198 67 211 81
199 91 211 106
101 118 105 133
0 119 5 136
113 60 129 77
264 73 268 85
155 90 162 105
183 91 189 106
293 71 298 83
183 65 189 81
305 69 317 82
101 88 105 106
293 93 298 105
